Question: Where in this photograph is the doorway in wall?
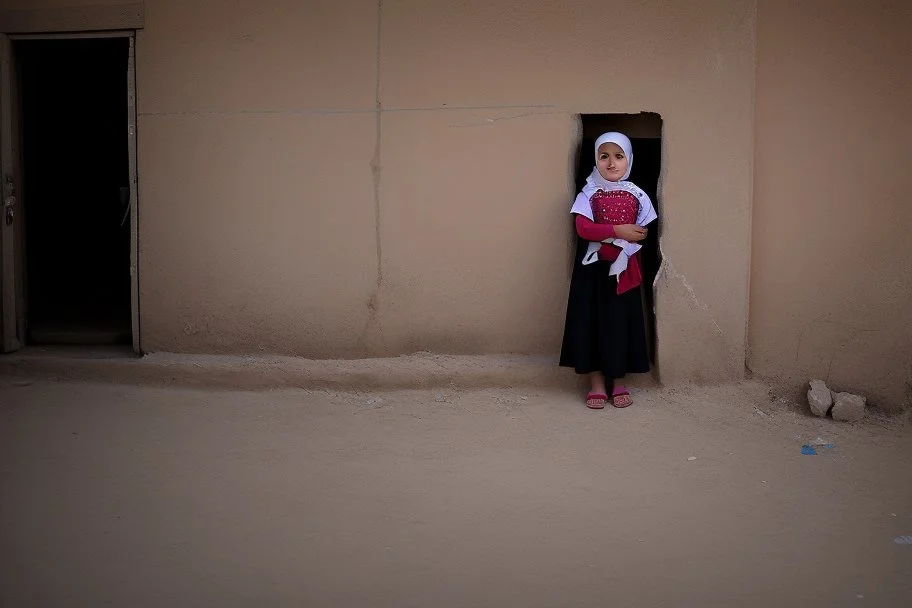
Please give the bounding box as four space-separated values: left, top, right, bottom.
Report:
15 36 133 345
576 113 663 363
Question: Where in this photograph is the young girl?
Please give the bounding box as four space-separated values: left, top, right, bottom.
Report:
560 132 657 409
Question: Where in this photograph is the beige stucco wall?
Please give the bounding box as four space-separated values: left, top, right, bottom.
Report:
749 0 912 407
1 0 757 384
137 0 380 357
134 0 757 383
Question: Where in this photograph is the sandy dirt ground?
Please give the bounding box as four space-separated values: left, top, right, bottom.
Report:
1 379 911 607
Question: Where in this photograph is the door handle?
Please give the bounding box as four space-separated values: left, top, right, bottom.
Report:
3 175 15 226
3 195 13 225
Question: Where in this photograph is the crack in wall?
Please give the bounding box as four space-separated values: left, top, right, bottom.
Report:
364 0 384 345
655 253 725 337
356 0 384 351
447 110 563 128
371 0 383 300
794 319 879 384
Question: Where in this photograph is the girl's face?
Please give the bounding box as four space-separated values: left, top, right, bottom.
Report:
596 142 629 182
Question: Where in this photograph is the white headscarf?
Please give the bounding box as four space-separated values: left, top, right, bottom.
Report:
594 131 634 181
569 131 658 273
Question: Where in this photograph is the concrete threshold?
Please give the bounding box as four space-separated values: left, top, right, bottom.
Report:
0 347 661 392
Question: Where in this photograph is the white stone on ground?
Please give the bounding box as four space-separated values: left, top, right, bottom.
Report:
807 379 833 417
831 392 866 422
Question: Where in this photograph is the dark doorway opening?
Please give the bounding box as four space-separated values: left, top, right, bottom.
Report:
575 113 662 364
16 37 131 345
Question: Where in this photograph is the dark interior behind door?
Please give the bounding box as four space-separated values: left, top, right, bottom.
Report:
17 37 130 344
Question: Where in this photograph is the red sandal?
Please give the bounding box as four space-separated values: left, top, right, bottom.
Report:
611 386 632 408
586 392 608 409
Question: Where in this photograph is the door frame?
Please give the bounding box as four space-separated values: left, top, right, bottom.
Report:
0 33 23 352
0 30 140 353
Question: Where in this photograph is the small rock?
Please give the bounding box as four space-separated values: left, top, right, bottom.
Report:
807 379 833 417
832 392 866 422
687 456 698 461
434 393 448 403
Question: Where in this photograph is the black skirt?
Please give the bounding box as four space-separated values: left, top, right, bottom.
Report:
559 237 650 378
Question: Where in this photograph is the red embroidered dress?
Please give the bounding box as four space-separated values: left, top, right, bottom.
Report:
575 189 644 294
592 189 638 226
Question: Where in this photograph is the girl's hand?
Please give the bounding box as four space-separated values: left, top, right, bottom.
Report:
615 224 648 242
